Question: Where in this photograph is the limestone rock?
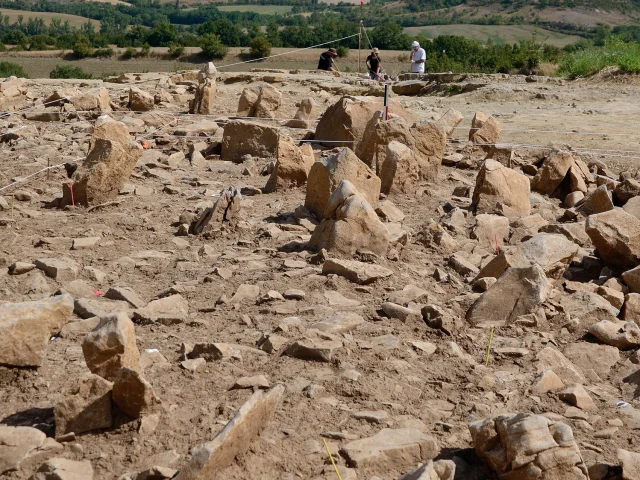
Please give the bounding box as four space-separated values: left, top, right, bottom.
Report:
614 178 640 205
437 108 464 136
380 140 420 195
71 88 110 112
133 294 189 325
618 449 640 480
469 413 588 479
284 338 342 362
322 258 393 285
285 98 315 129
0 294 74 367
310 312 365 334
82 312 141 381
34 258 79 282
315 95 413 147
237 84 281 118
536 347 585 384
466 265 551 327
340 428 438 469
532 370 565 394
469 111 489 140
308 180 390 256
54 374 113 436
305 148 380 219
472 159 531 218
474 233 579 281
355 115 446 182
129 87 154 112
62 116 142 206
471 117 501 151
398 460 456 480
173 385 284 480
264 136 314 192
578 185 614 215
622 265 640 293
531 152 571 194
589 319 640 350
559 384 597 411
29 458 94 480
585 208 640 266
0 426 46 475
221 120 279 163
472 214 510 250
112 367 162 418
189 79 216 115
189 187 242 234
563 342 620 380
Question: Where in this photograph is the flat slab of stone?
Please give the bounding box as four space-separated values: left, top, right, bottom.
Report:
310 312 364 334
174 385 285 480
339 428 438 469
322 258 393 285
133 294 188 325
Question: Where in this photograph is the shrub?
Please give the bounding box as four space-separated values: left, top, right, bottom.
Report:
336 45 349 58
200 34 228 59
0 61 28 78
249 37 271 59
141 43 151 57
50 65 93 80
122 46 137 59
168 44 185 58
93 47 114 58
72 41 92 59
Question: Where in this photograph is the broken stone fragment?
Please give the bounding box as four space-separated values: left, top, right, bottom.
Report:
308 180 390 256
0 294 74 367
82 312 141 381
29 458 94 480
310 311 364 334
474 233 579 282
61 115 143 207
466 265 551 327
189 187 242 234
305 147 381 220
54 374 113 437
589 319 640 350
112 367 162 418
322 258 393 285
0 426 47 475
284 337 342 362
173 385 284 480
469 413 588 479
339 428 438 469
585 208 640 267
133 294 188 325
472 159 531 218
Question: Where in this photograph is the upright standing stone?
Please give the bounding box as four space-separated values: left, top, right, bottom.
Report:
61 116 142 206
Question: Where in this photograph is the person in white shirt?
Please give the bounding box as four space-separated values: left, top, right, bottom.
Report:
410 40 426 73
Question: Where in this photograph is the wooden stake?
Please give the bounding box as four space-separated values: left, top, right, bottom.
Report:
69 181 75 207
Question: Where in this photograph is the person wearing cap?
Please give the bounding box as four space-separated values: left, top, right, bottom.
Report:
410 41 426 73
366 48 382 80
318 48 338 72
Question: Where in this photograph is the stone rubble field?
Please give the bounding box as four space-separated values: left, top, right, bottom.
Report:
1 66 640 480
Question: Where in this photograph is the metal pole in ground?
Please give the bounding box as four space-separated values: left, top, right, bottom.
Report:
383 84 389 120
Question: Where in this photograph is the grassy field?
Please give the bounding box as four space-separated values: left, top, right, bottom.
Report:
217 5 292 14
403 24 582 47
0 9 100 29
0 46 412 78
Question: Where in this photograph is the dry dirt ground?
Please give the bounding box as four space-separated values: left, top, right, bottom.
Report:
1 69 640 479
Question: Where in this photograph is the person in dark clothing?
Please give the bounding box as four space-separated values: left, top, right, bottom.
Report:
317 48 338 72
366 48 381 79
